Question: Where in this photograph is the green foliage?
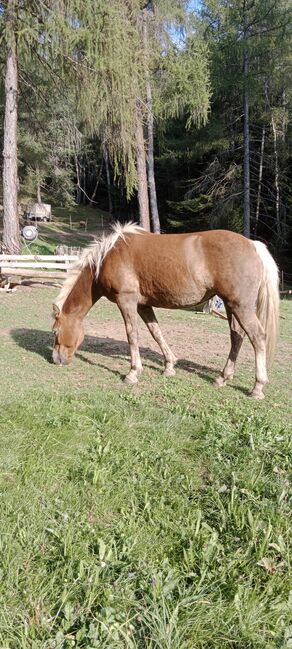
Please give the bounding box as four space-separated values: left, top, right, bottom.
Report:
160 0 292 252
0 0 291 262
60 0 143 196
18 106 77 207
156 36 210 128
49 0 211 198
199 0 292 243
1 0 211 222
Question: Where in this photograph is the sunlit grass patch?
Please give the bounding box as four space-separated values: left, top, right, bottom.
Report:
0 389 291 648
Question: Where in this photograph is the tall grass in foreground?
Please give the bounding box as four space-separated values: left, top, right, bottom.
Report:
0 390 291 648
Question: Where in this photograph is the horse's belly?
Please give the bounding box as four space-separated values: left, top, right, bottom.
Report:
139 285 210 309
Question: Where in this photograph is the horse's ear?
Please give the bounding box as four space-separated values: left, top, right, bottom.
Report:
52 304 60 318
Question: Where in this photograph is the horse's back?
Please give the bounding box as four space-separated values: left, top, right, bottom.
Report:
122 229 257 283
100 229 260 308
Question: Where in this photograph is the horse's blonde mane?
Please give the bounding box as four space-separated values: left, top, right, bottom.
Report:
54 222 144 312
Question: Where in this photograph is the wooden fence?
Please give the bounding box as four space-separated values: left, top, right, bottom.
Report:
0 254 79 289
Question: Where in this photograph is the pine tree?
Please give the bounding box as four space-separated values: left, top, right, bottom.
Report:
51 0 210 229
2 0 20 253
198 0 291 241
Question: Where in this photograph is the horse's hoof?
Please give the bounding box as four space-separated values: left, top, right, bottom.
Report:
214 376 226 388
164 367 176 378
248 391 265 400
124 374 138 385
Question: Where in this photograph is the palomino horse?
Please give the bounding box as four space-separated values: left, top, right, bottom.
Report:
52 223 279 399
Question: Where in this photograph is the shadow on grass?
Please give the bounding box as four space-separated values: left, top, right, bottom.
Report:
10 328 222 386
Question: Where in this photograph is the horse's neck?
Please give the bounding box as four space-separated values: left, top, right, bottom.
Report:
63 264 100 318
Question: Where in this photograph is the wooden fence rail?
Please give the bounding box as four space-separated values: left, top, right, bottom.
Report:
0 254 78 262
0 253 79 290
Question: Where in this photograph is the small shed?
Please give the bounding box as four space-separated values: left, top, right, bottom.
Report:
24 203 51 222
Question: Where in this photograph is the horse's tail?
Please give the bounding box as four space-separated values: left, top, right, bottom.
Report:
253 241 279 365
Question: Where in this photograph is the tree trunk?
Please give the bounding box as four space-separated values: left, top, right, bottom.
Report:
36 164 42 203
142 7 160 233
255 124 265 234
82 162 86 204
271 114 281 238
89 159 103 207
281 89 287 230
135 102 150 230
146 79 160 231
75 154 81 204
104 147 113 215
230 109 235 153
243 46 251 239
2 0 20 254
282 89 286 143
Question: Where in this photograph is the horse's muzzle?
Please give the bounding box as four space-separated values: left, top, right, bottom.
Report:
52 348 70 366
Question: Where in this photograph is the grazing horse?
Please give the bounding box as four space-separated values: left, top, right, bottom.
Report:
52 223 279 399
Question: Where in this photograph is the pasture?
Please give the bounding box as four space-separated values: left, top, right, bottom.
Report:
0 286 291 648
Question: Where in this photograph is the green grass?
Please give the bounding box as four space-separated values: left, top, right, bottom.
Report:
0 289 291 648
22 205 111 256
0 203 111 256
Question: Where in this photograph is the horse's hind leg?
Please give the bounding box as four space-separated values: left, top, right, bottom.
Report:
232 308 268 399
117 296 143 385
138 305 177 377
214 308 245 388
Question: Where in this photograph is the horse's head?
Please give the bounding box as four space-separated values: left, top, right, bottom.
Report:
52 304 84 366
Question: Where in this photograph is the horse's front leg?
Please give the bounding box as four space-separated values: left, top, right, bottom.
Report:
117 296 142 385
138 305 177 377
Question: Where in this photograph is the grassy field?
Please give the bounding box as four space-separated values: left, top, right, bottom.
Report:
0 283 291 648
20 205 111 256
